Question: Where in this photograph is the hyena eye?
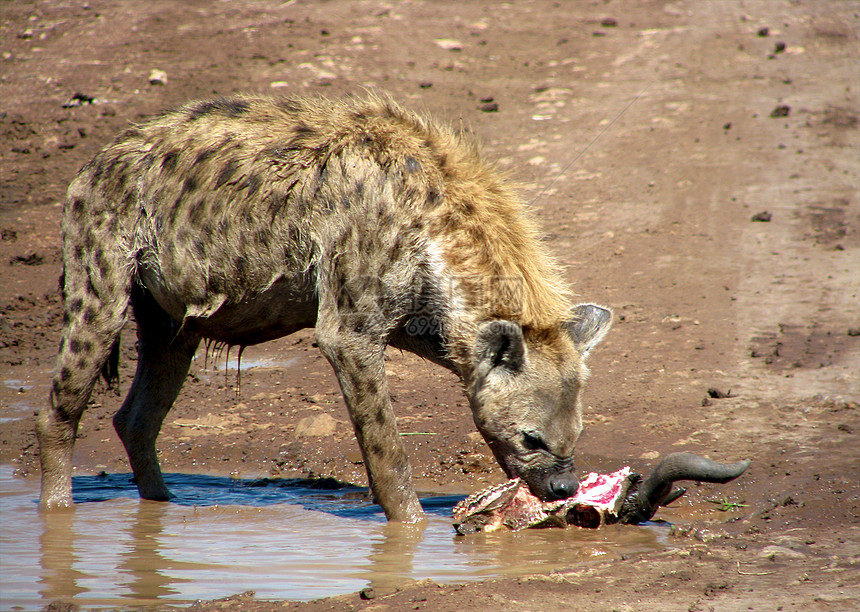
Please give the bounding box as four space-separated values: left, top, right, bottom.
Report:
522 431 550 453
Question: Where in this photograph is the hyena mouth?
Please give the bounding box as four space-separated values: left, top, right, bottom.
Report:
453 467 632 534
516 458 579 502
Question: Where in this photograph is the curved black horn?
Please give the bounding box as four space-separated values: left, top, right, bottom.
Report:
623 452 750 524
645 452 751 487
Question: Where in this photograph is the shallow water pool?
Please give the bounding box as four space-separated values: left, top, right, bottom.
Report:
0 465 671 609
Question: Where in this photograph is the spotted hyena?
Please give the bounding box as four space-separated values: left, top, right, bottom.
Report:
36 93 612 521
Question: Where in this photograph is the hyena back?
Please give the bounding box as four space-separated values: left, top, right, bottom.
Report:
37 93 612 521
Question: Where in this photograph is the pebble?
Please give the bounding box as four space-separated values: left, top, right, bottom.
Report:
294 413 338 437
759 545 807 560
148 69 167 85
434 38 463 51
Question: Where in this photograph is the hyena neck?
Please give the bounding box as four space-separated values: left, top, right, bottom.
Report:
408 174 572 373
389 238 565 380
388 257 464 374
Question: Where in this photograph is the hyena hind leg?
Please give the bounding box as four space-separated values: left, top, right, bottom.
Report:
113 287 200 501
37 286 131 509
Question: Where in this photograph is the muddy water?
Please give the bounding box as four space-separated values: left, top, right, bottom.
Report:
0 465 671 609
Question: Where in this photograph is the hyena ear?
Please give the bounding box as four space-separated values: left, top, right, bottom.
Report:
475 320 526 373
563 304 612 359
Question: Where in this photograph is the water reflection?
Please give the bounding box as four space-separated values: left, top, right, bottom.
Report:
118 502 185 602
39 509 86 602
360 520 427 595
0 466 670 610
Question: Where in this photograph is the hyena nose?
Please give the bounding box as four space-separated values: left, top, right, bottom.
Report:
547 473 580 500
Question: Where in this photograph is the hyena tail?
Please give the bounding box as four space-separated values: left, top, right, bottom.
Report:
101 337 121 389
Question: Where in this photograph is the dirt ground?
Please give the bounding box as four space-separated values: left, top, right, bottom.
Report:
1 0 858 610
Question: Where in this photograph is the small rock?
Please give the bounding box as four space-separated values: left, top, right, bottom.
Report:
459 452 493 474
757 26 770 37
770 104 790 118
62 92 96 108
148 69 167 86
313 71 336 86
774 41 786 53
707 387 731 399
10 252 44 266
751 211 772 222
359 586 375 600
294 413 338 437
345 449 364 464
703 581 730 597
847 328 860 337
479 102 499 112
662 4 685 17
434 38 463 51
600 17 618 27
418 81 433 89
694 528 726 543
466 431 484 443
759 545 807 560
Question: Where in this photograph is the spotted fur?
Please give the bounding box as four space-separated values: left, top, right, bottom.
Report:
37 93 612 520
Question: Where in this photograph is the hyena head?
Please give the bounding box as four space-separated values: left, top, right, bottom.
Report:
468 304 612 501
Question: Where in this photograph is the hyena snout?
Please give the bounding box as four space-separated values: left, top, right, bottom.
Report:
518 462 580 501
547 471 580 500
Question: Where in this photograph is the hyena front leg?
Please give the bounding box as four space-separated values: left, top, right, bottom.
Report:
113 287 200 501
315 308 423 522
37 261 131 509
